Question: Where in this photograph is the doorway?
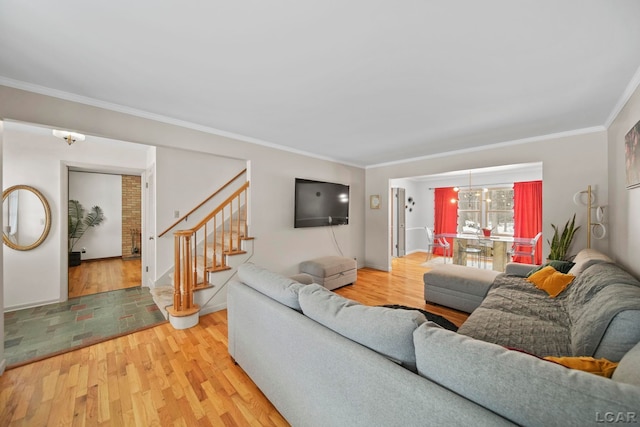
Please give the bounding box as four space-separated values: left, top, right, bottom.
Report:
68 170 144 298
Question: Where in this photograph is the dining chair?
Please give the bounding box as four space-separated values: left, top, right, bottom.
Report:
507 231 543 264
461 228 484 267
425 227 451 262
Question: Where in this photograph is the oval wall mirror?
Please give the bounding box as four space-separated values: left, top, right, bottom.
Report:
2 185 52 251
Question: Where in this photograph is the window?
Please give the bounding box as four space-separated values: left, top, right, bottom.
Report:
457 189 481 233
456 187 514 236
486 188 514 236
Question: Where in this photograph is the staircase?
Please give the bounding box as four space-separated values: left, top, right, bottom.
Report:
150 171 252 329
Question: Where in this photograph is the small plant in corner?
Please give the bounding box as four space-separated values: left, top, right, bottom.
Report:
547 213 580 261
68 200 106 266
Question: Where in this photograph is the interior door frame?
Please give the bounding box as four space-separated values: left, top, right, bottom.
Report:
64 162 146 298
391 187 406 257
142 164 155 288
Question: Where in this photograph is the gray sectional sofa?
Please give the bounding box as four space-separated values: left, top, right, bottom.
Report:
227 262 640 427
458 248 640 362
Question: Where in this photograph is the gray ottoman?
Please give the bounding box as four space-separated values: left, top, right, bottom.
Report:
300 256 357 290
423 264 499 313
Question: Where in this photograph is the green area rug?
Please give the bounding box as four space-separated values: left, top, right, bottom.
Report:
3 287 166 368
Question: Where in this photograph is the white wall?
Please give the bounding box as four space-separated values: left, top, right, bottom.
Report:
366 131 609 271
2 122 149 310
154 147 246 281
69 171 122 260
608 82 640 277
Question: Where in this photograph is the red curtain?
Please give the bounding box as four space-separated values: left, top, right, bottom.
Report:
513 180 543 264
434 187 458 255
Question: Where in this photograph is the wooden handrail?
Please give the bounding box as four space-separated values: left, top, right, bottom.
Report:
158 168 247 238
187 182 250 232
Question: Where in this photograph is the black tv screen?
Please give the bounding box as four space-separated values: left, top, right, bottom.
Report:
294 178 350 228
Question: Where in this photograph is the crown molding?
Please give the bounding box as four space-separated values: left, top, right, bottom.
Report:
367 126 606 169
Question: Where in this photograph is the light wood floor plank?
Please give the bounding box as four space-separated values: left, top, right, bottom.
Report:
68 258 141 298
1 252 467 426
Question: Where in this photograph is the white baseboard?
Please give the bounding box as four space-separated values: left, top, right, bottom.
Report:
199 302 227 316
4 298 60 312
363 262 390 272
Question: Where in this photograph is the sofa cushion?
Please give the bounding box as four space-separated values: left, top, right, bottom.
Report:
526 265 575 298
595 310 640 361
423 264 499 297
414 323 640 426
612 341 640 386
567 248 613 276
526 260 575 277
299 284 425 372
237 263 307 310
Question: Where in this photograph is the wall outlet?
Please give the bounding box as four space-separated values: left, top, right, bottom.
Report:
81 247 87 253
174 210 180 218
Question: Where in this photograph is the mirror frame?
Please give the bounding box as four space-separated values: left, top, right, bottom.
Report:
2 185 52 251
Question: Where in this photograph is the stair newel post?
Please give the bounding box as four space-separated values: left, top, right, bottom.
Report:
220 208 226 268
183 233 193 310
229 197 240 252
234 193 241 250
213 216 217 268
243 188 248 240
173 233 182 310
203 223 208 272
224 203 228 254
192 230 198 290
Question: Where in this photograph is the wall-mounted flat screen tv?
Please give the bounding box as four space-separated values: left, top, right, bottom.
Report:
294 178 350 228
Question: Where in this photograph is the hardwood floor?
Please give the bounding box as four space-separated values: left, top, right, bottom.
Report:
335 252 469 327
1 252 467 426
68 258 142 298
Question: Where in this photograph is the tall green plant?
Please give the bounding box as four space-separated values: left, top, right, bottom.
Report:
547 214 580 261
68 200 106 252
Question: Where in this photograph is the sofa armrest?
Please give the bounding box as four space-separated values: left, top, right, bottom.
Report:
504 262 536 277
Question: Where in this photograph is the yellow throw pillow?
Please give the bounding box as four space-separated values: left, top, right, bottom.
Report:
543 356 619 378
526 265 575 298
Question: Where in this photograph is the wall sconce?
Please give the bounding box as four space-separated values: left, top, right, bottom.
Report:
53 129 85 145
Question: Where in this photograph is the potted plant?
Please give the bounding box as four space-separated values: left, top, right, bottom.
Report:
547 214 580 261
68 200 105 266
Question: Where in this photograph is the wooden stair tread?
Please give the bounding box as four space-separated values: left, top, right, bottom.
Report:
224 250 246 256
207 265 232 273
166 305 200 317
194 282 214 291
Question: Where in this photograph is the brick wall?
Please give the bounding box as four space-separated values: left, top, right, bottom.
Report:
122 175 142 260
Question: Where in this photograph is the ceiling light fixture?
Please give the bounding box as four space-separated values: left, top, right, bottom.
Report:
52 129 85 145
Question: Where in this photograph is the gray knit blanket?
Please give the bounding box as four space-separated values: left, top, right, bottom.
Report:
458 262 640 358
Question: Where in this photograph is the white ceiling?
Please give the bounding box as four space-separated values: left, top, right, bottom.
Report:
1 1 640 168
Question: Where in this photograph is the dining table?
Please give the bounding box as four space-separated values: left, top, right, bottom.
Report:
436 233 533 272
